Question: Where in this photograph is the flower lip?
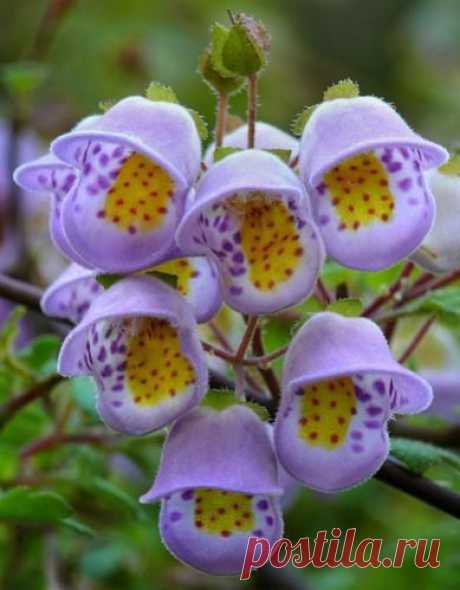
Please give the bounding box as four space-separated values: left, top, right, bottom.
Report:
57 276 196 376
13 153 74 191
140 406 284 504
41 263 99 320
177 149 308 254
51 130 188 196
287 365 433 415
301 96 448 189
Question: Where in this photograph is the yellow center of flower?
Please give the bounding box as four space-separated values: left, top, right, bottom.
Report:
126 318 195 406
297 377 357 449
153 258 199 297
324 152 395 231
104 153 175 233
194 489 254 537
227 193 304 291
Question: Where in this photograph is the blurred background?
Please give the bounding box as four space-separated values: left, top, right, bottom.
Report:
0 0 460 589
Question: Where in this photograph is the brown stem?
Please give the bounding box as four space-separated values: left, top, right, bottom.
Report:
398 315 435 364
247 74 257 148
215 93 228 149
0 374 62 431
235 316 259 362
315 278 331 305
397 268 460 309
375 457 460 519
202 340 288 367
30 0 75 60
363 261 415 317
390 422 460 448
252 325 281 404
20 431 118 460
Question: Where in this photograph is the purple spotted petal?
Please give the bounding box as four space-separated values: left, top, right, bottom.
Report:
177 150 325 314
274 312 433 492
299 96 448 270
41 263 102 324
57 275 208 435
141 406 283 575
50 97 201 272
412 168 460 273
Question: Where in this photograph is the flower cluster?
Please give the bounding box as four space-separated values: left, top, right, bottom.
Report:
15 75 448 575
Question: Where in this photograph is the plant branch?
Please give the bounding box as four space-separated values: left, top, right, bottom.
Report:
390 422 460 448
362 261 415 317
252 325 281 403
235 316 259 362
247 74 257 148
0 374 63 431
375 457 460 519
215 93 228 148
20 430 119 460
315 278 331 306
398 315 435 364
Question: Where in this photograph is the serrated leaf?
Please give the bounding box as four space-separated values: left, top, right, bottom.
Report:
188 108 208 141
0 487 72 523
323 79 360 101
439 153 460 177
145 81 178 103
291 105 318 136
391 438 460 475
199 49 244 96
99 99 116 112
210 23 235 78
202 389 269 421
213 146 243 162
222 23 265 77
327 298 363 317
264 149 292 163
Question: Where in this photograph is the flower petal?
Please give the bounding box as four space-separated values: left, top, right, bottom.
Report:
177 150 324 313
41 263 102 324
51 98 201 271
275 372 391 491
311 146 435 270
58 276 208 434
159 489 283 575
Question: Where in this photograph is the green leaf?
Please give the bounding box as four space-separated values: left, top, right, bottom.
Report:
145 270 178 289
187 108 208 141
402 286 460 322
80 542 125 579
323 79 360 101
264 149 292 163
145 81 178 103
61 517 96 537
98 98 116 112
17 335 60 377
391 438 460 476
209 23 235 78
439 152 460 177
327 298 364 317
70 377 98 418
96 274 124 289
0 306 26 360
199 48 244 96
221 14 269 77
202 389 269 421
213 146 243 162
0 487 72 524
291 104 318 136
92 478 145 520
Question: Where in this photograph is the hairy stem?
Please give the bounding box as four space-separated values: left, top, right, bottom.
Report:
398 315 435 364
362 261 415 317
215 93 228 148
247 74 257 148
